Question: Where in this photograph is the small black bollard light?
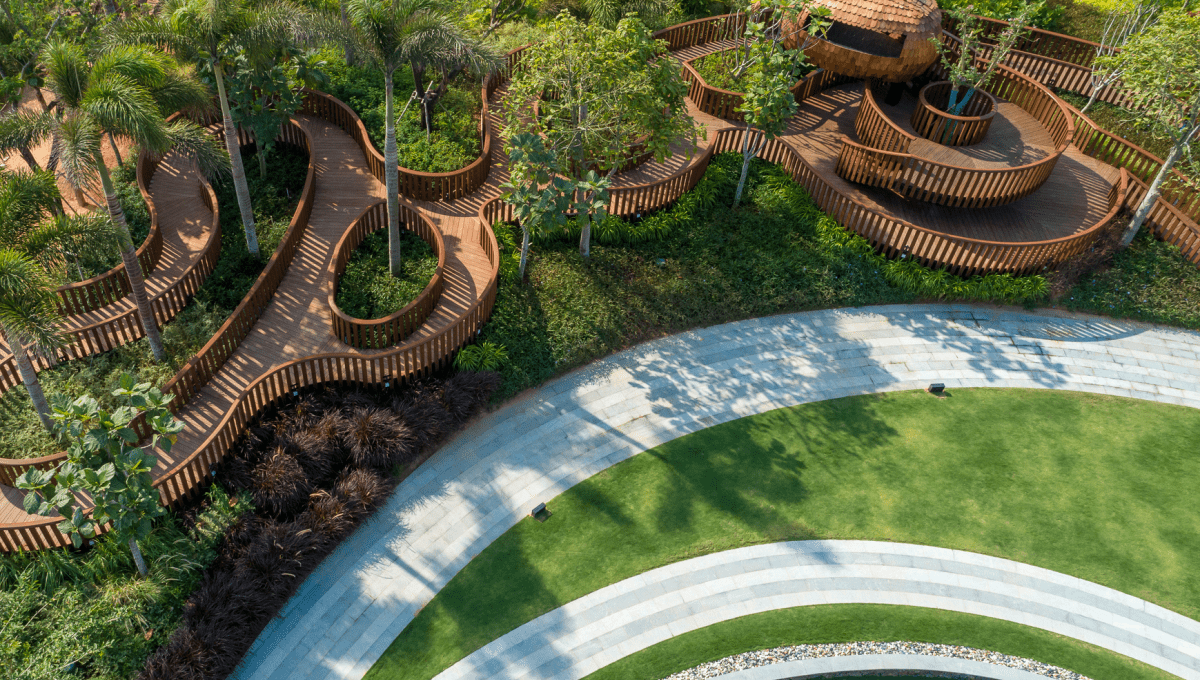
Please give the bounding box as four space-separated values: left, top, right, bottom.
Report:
531 502 552 523
926 383 947 399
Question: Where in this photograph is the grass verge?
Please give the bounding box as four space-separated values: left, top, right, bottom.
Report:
363 388 1200 680
584 604 1176 680
335 228 439 322
0 143 308 459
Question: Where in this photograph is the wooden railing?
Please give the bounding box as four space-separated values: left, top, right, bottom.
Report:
161 120 316 409
684 57 855 122
945 14 1136 109
838 42 1073 208
0 120 318 550
1067 105 1200 264
651 13 747 52
143 202 499 513
327 201 445 349
299 84 493 202
855 81 915 153
911 81 997 147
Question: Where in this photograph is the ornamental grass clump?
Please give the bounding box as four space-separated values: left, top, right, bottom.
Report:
340 406 416 469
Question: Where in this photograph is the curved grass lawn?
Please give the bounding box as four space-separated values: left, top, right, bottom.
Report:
363 388 1200 680
585 605 1177 680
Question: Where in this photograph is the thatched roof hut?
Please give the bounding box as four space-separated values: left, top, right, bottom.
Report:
786 0 943 82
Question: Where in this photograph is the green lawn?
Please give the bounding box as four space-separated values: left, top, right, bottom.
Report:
363 388 1200 680
586 605 1176 680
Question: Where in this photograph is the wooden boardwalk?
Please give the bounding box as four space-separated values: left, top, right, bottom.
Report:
0 24 1190 538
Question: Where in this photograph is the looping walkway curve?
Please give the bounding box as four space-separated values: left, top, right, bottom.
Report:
230 304 1200 680
435 540 1200 680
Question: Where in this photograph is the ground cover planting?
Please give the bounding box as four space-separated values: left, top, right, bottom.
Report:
335 229 439 321
0 143 309 459
584 605 1175 680
480 153 1048 400
319 49 484 174
364 388 1200 680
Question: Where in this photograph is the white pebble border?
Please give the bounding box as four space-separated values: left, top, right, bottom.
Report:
662 642 1091 680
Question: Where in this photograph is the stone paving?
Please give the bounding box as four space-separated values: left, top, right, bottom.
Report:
231 304 1200 680
436 541 1200 680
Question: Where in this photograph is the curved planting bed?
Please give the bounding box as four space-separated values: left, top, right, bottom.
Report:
328 201 445 350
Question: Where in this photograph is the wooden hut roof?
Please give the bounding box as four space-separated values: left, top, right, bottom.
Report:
814 0 942 37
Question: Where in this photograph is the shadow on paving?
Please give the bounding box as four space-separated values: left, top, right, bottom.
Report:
232 305 1162 680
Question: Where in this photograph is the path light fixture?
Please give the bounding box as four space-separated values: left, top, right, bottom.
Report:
926 383 946 398
531 502 552 523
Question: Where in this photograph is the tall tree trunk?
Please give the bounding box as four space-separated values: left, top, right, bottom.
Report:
412 63 434 134
578 215 590 259
97 159 166 362
257 142 268 178
339 0 355 65
18 145 41 172
734 125 759 207
384 70 402 277
213 62 259 258
108 133 123 167
129 536 148 576
1 324 53 431
1121 143 1183 248
518 226 530 280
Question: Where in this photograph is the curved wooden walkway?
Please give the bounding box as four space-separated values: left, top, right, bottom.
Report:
2 15 1199 548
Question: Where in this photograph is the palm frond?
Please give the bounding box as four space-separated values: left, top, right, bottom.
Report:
0 110 56 157
164 120 230 180
91 45 170 91
80 74 170 154
152 63 215 118
40 41 90 110
0 168 61 242
0 249 62 351
53 113 103 192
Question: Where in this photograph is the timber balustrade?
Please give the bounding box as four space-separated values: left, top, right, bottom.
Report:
911 81 996 146
944 14 1136 109
327 201 446 349
837 46 1074 208
651 13 748 51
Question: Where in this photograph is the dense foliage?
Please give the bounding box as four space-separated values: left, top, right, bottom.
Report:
318 48 483 173
480 153 1048 399
0 485 250 680
0 144 308 459
141 371 500 680
692 49 812 92
335 228 438 322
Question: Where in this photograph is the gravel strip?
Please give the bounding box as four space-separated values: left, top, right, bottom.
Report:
661 641 1093 680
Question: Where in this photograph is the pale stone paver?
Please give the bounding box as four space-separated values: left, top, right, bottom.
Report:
715 654 1075 680
434 541 1200 680
231 304 1200 680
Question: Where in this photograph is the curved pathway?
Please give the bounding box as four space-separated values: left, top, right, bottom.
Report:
231 304 1200 680
435 541 1200 680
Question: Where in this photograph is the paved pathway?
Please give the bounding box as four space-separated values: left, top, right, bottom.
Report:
706 653 1081 680
436 541 1200 680
233 304 1200 680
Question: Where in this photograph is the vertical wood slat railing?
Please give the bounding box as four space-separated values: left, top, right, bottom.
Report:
0 120 318 551
682 59 854 122
1067 106 1200 264
855 81 915 153
944 14 1135 109
160 121 316 408
836 40 1074 208
651 13 748 51
910 82 996 147
297 63 502 203
327 201 446 349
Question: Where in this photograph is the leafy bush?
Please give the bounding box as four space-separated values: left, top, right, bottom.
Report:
454 341 509 371
317 47 483 173
480 153 1048 399
691 50 813 92
940 0 1066 30
0 486 249 680
1061 228 1200 329
334 228 438 322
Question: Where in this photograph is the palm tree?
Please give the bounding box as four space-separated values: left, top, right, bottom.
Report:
3 41 226 363
0 167 116 281
110 0 318 259
0 250 62 431
347 0 496 276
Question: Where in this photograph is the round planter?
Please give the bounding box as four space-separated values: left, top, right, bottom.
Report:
910 81 997 147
